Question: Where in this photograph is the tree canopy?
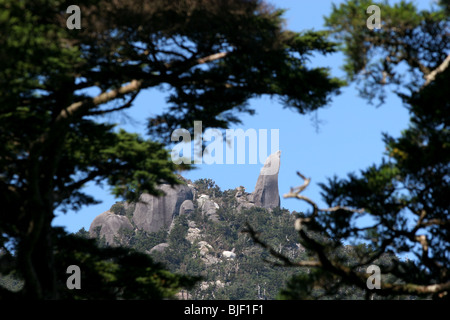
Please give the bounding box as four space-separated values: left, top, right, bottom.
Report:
252 0 449 300
0 0 342 299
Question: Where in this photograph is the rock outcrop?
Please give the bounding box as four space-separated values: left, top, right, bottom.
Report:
179 200 195 215
197 241 220 265
222 249 236 259
235 186 255 212
186 226 202 243
88 152 281 245
149 243 169 254
88 210 133 246
195 194 220 221
132 184 193 233
250 150 281 209
201 199 220 222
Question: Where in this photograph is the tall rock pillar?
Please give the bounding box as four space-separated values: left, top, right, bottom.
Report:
251 150 281 209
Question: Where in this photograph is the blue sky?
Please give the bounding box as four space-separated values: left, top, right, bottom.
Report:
53 0 433 234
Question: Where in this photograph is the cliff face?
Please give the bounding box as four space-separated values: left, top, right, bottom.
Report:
132 184 193 233
88 151 281 245
88 184 194 245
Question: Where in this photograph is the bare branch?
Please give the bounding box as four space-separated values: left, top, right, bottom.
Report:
321 206 365 214
170 35 197 55
421 218 450 227
87 90 140 116
283 172 318 220
196 52 229 65
57 79 144 121
423 53 450 88
382 280 450 296
284 172 364 231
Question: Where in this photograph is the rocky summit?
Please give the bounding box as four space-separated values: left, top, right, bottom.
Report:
88 151 281 245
